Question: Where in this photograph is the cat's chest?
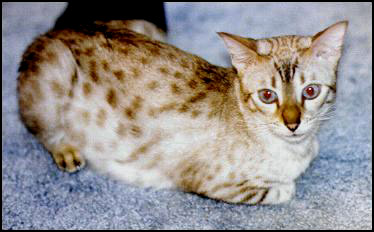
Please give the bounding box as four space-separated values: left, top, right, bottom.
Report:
258 139 315 182
225 136 315 182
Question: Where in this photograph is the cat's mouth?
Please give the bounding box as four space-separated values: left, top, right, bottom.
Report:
283 133 307 142
269 128 308 142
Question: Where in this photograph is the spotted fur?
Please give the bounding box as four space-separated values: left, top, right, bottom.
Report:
18 20 347 204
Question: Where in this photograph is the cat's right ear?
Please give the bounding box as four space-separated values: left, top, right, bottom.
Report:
217 32 258 71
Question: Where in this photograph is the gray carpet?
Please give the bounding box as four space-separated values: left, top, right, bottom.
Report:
2 2 372 229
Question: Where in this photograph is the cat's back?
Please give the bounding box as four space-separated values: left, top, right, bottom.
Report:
42 25 234 118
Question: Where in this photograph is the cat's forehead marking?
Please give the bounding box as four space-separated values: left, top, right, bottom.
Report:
271 75 276 88
273 60 298 83
256 36 310 83
257 36 311 58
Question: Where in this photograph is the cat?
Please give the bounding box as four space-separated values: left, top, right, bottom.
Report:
17 20 348 204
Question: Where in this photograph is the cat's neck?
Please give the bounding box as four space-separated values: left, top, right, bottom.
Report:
218 77 256 141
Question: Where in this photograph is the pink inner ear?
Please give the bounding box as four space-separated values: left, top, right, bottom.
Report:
311 21 348 59
218 32 258 68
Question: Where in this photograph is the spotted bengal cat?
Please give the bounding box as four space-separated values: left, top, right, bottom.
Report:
18 20 348 204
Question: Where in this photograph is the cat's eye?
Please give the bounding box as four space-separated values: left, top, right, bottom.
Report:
258 89 278 104
302 84 321 100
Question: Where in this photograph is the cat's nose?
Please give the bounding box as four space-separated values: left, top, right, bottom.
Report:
282 105 301 132
286 122 299 132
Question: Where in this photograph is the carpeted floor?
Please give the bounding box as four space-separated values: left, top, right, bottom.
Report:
2 2 372 229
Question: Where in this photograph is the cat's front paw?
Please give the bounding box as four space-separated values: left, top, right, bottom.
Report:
52 144 85 173
260 182 295 205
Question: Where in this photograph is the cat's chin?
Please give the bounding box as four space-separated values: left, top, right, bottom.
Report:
270 130 309 143
283 133 308 143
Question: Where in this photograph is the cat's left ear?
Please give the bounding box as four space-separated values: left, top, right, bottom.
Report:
217 32 258 71
310 21 348 62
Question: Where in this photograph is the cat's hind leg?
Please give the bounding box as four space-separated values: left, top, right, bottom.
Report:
18 35 86 173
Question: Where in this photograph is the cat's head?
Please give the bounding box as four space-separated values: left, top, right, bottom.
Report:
218 21 348 142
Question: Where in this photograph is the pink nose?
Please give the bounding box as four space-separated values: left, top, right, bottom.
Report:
282 105 301 132
286 122 299 132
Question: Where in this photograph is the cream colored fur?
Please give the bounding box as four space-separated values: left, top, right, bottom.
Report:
17 20 347 204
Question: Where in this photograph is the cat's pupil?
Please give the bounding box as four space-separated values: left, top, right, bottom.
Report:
263 90 272 99
306 87 314 96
